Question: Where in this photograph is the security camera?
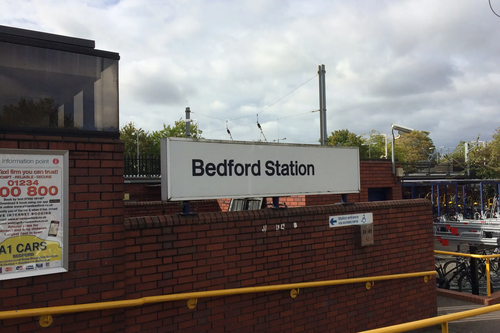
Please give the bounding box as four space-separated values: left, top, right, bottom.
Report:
391 123 413 134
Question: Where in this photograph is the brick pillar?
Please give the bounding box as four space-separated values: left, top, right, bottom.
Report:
0 133 126 332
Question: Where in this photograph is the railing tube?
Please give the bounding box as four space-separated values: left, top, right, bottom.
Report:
0 271 435 322
435 249 500 297
486 258 491 297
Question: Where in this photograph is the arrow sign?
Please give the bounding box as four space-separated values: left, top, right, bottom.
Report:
328 213 373 228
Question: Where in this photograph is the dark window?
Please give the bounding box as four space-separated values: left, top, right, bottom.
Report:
0 40 118 133
368 188 389 201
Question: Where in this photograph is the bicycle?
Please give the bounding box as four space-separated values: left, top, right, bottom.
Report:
435 254 493 293
435 256 467 290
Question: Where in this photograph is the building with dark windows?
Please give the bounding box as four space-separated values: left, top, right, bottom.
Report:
0 25 119 137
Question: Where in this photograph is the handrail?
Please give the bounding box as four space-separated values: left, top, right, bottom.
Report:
0 271 435 327
357 301 500 333
435 249 500 297
435 249 500 259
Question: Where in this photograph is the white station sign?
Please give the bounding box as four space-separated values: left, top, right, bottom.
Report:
161 138 360 201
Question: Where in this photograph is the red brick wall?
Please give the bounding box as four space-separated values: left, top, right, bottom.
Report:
124 180 161 201
303 160 401 206
1 135 433 333
123 199 436 333
124 160 401 215
361 159 402 200
0 133 126 333
124 200 222 217
217 198 231 211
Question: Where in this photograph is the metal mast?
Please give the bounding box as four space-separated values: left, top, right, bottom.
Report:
318 65 327 146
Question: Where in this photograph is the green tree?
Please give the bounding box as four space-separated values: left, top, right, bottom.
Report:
444 142 465 165
327 129 369 158
120 119 203 156
149 118 203 155
391 130 435 163
119 122 154 156
365 130 388 159
467 130 500 178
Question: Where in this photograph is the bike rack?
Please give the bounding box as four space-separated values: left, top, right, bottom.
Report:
434 218 500 247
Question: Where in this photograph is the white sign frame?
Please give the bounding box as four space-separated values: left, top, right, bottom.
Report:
161 138 360 201
0 149 69 280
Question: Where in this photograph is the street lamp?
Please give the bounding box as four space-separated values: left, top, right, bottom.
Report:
136 129 144 176
428 147 436 162
368 133 388 159
391 124 413 174
438 146 450 163
380 133 388 159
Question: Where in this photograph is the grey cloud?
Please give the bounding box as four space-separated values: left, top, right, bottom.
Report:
370 57 459 97
2 0 500 150
128 77 190 106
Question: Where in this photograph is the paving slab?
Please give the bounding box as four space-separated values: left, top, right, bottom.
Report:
415 295 500 333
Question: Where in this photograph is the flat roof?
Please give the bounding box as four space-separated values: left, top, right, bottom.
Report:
0 25 95 48
0 25 119 60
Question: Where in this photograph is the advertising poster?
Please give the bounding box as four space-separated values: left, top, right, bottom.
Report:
0 149 68 280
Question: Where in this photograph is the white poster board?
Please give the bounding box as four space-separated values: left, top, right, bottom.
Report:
0 149 69 280
161 138 360 201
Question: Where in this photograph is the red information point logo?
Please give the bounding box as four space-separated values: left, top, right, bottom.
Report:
53 158 59 165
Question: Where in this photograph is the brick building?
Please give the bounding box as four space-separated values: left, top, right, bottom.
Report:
0 25 435 333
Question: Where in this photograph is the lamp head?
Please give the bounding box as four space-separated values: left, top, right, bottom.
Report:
391 123 413 134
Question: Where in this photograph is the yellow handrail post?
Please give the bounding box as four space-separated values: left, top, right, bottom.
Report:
187 299 197 309
441 321 449 333
39 315 53 328
486 258 491 297
435 250 500 298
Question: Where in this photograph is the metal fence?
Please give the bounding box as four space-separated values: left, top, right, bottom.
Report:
402 161 465 176
124 155 161 177
125 156 474 178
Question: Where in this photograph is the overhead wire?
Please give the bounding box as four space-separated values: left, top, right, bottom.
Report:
270 109 319 122
190 73 319 139
207 128 226 139
191 73 318 122
265 110 319 143
193 109 318 123
256 73 319 116
194 109 319 140
190 112 223 121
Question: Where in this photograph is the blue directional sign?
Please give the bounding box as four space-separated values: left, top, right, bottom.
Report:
328 213 373 228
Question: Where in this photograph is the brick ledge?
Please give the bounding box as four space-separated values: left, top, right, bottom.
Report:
437 288 500 306
124 199 430 230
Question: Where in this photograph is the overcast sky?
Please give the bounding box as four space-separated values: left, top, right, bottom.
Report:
2 0 500 151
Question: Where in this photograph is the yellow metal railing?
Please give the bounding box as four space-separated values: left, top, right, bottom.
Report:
357 302 500 333
0 271 435 327
435 249 500 297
